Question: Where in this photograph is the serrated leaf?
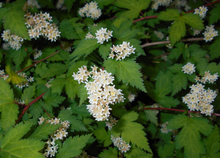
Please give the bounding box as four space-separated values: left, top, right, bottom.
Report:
77 84 88 105
155 71 172 97
50 77 66 95
156 96 180 108
144 110 158 126
168 42 185 60
104 60 146 92
96 0 114 8
29 100 44 120
209 38 220 60
169 18 186 46
125 147 153 158
71 104 90 118
60 19 78 39
65 78 80 100
94 128 112 147
99 147 118 158
5 65 26 84
3 1 30 39
57 134 92 158
29 122 61 140
64 0 75 12
203 125 220 158
99 43 111 60
158 9 180 21
168 64 183 73
21 85 35 105
43 48 65 62
209 3 220 25
10 47 27 67
112 111 152 153
114 0 151 19
158 143 175 158
182 13 204 30
167 115 213 158
70 39 99 60
171 73 187 96
67 60 88 77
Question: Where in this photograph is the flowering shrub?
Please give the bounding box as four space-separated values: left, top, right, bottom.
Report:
0 0 220 158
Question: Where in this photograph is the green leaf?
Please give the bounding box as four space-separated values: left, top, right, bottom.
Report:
0 122 44 158
94 128 112 147
104 60 146 92
65 78 80 100
156 96 180 108
67 60 88 77
99 43 111 60
169 18 186 46
64 0 76 12
168 42 185 60
182 13 204 30
57 134 92 158
203 125 220 158
209 38 220 60
112 111 152 153
144 110 158 126
125 147 153 158
158 143 175 158
99 147 118 158
96 0 114 8
209 3 220 25
71 104 90 118
114 0 151 19
155 71 172 97
171 73 187 96
43 48 65 62
70 39 99 60
168 64 183 73
3 1 30 39
29 122 61 140
0 79 19 131
21 85 35 105
158 9 180 21
29 100 44 120
60 19 78 39
167 115 213 158
50 76 66 95
46 63 68 78
77 84 88 105
11 47 27 67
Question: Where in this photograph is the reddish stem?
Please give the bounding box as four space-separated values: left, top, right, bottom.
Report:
186 0 220 13
16 50 60 73
43 107 52 118
15 92 45 125
143 107 220 117
133 15 158 23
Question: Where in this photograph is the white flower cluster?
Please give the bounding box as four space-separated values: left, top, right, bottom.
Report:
56 0 67 10
151 0 173 10
1 30 24 50
95 27 113 44
174 0 191 11
191 28 201 36
78 1 102 20
24 12 61 42
72 65 124 121
2 43 10 50
151 103 162 115
15 73 34 89
109 41 136 61
154 30 164 40
0 2 3 8
33 49 42 59
182 82 217 116
203 25 218 42
45 78 54 88
166 36 172 49
38 117 70 157
106 116 117 130
194 6 208 19
85 32 95 40
14 98 25 105
160 122 173 134
27 0 41 9
182 62 196 75
128 93 135 102
195 71 219 84
111 135 131 153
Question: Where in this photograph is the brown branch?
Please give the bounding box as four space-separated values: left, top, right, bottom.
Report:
143 107 220 117
141 37 204 48
43 107 52 118
15 92 45 125
133 15 158 23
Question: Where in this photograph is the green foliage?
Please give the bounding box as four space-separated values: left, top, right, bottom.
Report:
94 128 112 147
158 143 175 158
168 114 213 158
60 19 78 40
56 134 92 158
209 3 220 25
99 147 118 158
158 9 180 21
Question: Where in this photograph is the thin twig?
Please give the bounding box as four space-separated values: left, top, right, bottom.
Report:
141 37 204 48
143 107 220 117
43 107 53 118
15 92 45 125
186 0 220 13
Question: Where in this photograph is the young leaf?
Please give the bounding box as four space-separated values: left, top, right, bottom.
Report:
158 9 180 21
203 125 220 158
104 60 146 92
29 122 61 140
57 134 92 158
169 18 186 46
167 114 213 158
99 147 118 158
70 39 99 60
112 111 152 153
114 0 151 19
94 128 112 147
